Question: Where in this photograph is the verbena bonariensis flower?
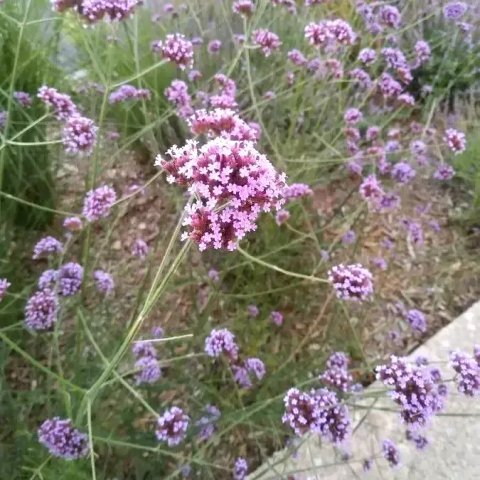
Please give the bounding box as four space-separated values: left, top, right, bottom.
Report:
134 356 162 384
444 128 466 154
152 33 194 69
14 91 32 107
80 0 142 23
252 29 282 57
349 68 373 89
405 309 427 333
108 84 151 104
25 289 58 331
62 115 98 156
38 269 58 290
248 304 259 317
283 183 313 200
398 93 415 106
58 262 83 296
131 238 149 258
391 161 416 184
305 19 356 48
207 39 222 54
37 86 77 120
403 219 424 246
0 278 11 302
196 404 220 441
328 264 373 302
63 216 83 231
165 80 191 109
204 328 239 361
132 340 157 359
208 268 220 283
245 357 266 381
381 47 407 70
450 348 480 396
406 430 429 450
443 2 468 20
233 457 248 480
32 236 63 260
358 48 376 65
378 72 403 98
156 407 189 446
320 362 353 393
433 164 455 181
282 388 321 435
233 0 254 16
376 355 447 429
382 439 400 467
38 417 88 460
327 352 350 370
359 174 384 203
342 230 356 245
157 137 286 251
271 310 283 326
378 5 401 29
287 49 307 66
344 108 363 125
82 185 117 222
93 270 114 295
410 139 427 158
414 40 431 67
275 209 290 226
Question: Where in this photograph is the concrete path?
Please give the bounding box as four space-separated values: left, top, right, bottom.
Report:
250 302 480 480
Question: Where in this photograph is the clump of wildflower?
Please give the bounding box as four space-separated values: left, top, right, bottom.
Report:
207 39 222 54
233 457 248 480
38 417 88 460
158 138 286 251
131 238 149 258
62 115 97 156
328 264 373 302
382 439 400 467
108 84 151 104
156 407 189 446
25 289 58 331
32 236 63 260
391 161 416 184
450 348 480 396
378 72 403 98
405 309 427 333
204 328 239 361
444 128 466 154
443 2 468 20
134 356 162 384
233 0 254 16
284 183 313 200
152 34 194 69
82 185 117 222
252 29 282 57
372 257 388 270
57 262 83 296
93 270 114 295
0 278 11 302
271 310 283 326
14 91 32 107
433 164 455 180
196 405 220 441
63 217 83 231
152 326 164 338
381 47 407 70
38 269 58 290
245 357 266 381
376 355 447 429
305 20 356 48
37 86 77 120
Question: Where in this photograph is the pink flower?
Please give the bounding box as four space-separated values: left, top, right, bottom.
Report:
152 33 194 69
252 29 282 57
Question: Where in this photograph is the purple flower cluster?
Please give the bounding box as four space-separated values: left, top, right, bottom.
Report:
57 262 84 296
252 29 282 57
328 264 373 302
82 185 117 222
14 91 32 107
444 128 466 154
450 347 480 396
204 328 239 361
233 0 254 16
271 310 284 326
38 269 58 290
63 216 83 231
134 356 162 384
207 39 222 54
25 289 58 331
93 270 114 295
62 115 98 156
376 355 447 429
73 0 142 23
433 164 455 181
359 174 384 204
405 309 427 333
283 183 313 200
382 439 400 467
38 417 88 460
131 238 149 258
195 404 220 441
305 19 356 48
320 351 353 392
0 278 11 302
391 161 416 184
233 457 248 480
358 48 376 65
32 236 64 259
37 86 77 120
158 137 286 251
443 2 468 20
156 406 190 446
233 357 266 388
108 84 151 104
152 34 194 70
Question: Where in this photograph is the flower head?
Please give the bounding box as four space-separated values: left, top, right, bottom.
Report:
0 278 11 302
444 128 466 154
252 29 282 57
382 439 400 467
450 349 480 396
156 407 189 446
14 91 33 107
37 86 77 120
131 239 149 258
196 404 220 441
271 310 283 326
63 217 83 231
433 164 455 180
233 0 254 16
25 289 58 331
233 457 248 480
82 185 117 222
108 84 151 104
38 269 58 290
134 356 162 384
204 328 239 361
328 264 373 302
33 236 63 260
405 309 427 333
93 270 114 295
62 115 97 156
58 262 83 296
443 2 468 20
152 33 194 69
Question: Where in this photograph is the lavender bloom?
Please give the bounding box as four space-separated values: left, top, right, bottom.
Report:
38 417 88 460
32 236 63 260
93 270 114 295
341 230 356 245
378 72 403 98
57 263 83 296
349 68 373 89
443 2 468 20
38 269 58 290
82 185 117 222
108 84 151 104
405 309 427 333
381 47 407 69
188 69 202 82
450 349 480 396
233 457 248 480
444 128 466 154
63 217 83 231
328 264 373 302
37 86 77 120
25 289 58 331
379 5 401 29
196 404 220 441
247 304 259 317
0 278 11 302
343 108 363 125
233 364 252 388
382 439 400 467
287 49 307 66
62 115 97 156
156 407 189 446
245 357 266 381
433 164 455 180
271 310 284 326
358 48 376 65
414 40 431 67
391 162 416 184
132 340 157 359
282 388 321 435
14 91 32 107
204 328 239 361
131 239 149 258
134 356 162 384
152 33 194 69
